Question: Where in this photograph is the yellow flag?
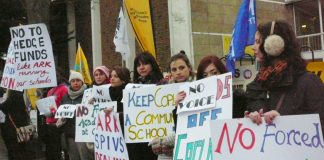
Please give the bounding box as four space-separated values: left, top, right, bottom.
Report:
307 62 324 83
223 35 254 56
125 0 156 58
74 43 92 85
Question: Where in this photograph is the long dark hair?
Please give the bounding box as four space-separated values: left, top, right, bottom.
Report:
133 52 163 84
257 20 306 70
196 55 227 80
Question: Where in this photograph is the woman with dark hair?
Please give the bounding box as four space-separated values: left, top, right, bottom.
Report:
196 55 227 80
245 20 324 131
133 51 163 84
109 67 130 114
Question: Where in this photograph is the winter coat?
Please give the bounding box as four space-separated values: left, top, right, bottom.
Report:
246 68 324 133
60 91 83 138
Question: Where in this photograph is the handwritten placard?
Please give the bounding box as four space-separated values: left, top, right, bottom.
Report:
210 114 324 160
123 83 181 143
214 72 233 119
36 96 56 115
94 112 129 160
55 104 77 118
92 85 112 103
177 76 217 114
75 102 117 142
1 23 57 90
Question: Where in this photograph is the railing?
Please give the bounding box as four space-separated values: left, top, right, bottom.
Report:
297 33 324 52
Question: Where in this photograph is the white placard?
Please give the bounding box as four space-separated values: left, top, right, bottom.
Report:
123 83 181 143
75 102 117 142
1 23 57 90
81 88 93 104
36 96 56 115
177 76 217 114
55 104 77 118
210 114 324 160
94 112 129 160
125 83 155 89
92 84 112 103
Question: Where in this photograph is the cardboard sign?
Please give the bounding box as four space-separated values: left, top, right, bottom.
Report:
55 104 77 118
210 114 324 160
36 96 56 115
1 23 57 90
92 85 112 103
215 73 233 119
123 83 181 143
177 76 217 114
94 112 129 160
75 102 117 142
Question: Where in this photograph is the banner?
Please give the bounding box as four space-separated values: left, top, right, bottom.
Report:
123 83 181 143
173 73 233 159
36 96 56 115
307 62 324 83
226 0 257 74
210 114 324 160
1 23 57 90
74 43 92 85
124 0 156 58
94 112 129 160
114 7 131 60
75 102 117 142
177 76 217 114
55 104 77 118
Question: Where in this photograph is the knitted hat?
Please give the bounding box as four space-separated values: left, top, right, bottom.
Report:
93 66 110 79
69 70 84 83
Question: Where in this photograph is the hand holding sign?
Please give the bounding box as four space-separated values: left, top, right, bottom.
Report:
36 96 56 115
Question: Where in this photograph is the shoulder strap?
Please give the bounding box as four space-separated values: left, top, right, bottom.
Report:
275 93 286 111
8 114 18 129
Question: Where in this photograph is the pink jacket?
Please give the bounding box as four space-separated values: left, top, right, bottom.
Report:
46 84 68 124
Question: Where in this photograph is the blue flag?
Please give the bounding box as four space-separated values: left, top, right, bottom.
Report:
226 0 256 74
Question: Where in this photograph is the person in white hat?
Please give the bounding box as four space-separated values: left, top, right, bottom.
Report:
58 70 93 160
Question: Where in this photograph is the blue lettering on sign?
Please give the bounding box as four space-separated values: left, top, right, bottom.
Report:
128 92 154 107
187 108 222 128
261 123 324 152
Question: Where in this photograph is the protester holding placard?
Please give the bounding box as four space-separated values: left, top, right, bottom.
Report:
43 68 68 160
133 51 163 84
129 52 163 160
150 53 195 160
108 67 130 119
59 71 92 160
245 20 324 132
0 89 34 160
93 66 110 85
196 55 247 118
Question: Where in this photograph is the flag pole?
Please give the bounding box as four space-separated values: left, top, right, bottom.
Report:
78 42 82 73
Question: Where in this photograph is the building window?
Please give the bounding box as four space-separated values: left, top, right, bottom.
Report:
294 0 320 36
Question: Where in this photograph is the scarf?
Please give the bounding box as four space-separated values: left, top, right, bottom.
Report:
257 60 288 89
68 84 87 100
109 84 126 102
